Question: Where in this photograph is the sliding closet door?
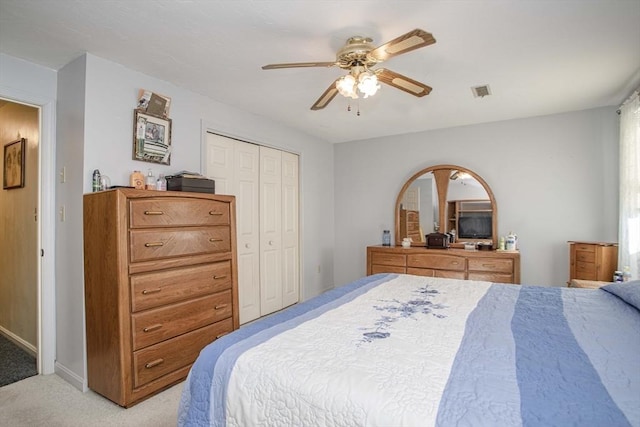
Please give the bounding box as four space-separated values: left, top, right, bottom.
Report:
281 151 299 308
259 146 283 316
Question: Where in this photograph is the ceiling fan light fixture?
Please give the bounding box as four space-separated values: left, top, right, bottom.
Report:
336 69 380 100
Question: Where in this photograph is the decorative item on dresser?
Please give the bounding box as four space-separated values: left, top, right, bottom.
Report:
367 245 520 284
83 188 238 407
568 241 618 283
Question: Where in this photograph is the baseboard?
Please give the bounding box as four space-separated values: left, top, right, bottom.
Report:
54 361 88 392
0 326 37 357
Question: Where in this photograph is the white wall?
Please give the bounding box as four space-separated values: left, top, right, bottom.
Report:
55 54 88 389
334 108 619 287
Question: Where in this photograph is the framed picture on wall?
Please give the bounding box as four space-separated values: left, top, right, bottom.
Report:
133 109 172 165
3 138 25 190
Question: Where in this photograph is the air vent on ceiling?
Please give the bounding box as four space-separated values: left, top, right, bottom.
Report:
471 85 492 98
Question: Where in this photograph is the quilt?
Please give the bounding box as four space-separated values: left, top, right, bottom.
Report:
178 274 640 426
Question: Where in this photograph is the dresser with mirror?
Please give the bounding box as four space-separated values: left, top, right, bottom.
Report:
367 164 520 284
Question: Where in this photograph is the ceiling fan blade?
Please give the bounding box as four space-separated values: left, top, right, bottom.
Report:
311 81 340 110
376 68 432 97
262 61 337 70
369 29 436 62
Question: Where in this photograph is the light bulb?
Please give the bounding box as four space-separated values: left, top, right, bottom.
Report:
357 72 380 98
336 75 358 99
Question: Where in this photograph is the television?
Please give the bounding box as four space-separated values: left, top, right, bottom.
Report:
458 214 492 239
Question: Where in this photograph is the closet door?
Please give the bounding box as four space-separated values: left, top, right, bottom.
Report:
281 151 299 308
204 134 260 324
234 142 260 323
259 146 283 316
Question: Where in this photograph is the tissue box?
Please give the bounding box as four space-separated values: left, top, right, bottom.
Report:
166 177 215 194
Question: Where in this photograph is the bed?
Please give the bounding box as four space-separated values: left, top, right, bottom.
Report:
177 274 640 426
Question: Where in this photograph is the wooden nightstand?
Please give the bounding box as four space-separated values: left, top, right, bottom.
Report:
569 279 612 289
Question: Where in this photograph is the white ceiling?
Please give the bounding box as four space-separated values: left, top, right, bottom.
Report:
1 0 639 143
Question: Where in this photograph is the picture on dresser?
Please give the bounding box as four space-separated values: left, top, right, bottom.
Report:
133 109 172 165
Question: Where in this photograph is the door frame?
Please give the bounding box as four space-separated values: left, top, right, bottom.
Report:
1 88 56 375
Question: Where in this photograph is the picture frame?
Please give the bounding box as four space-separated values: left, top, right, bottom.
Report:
3 138 25 190
133 109 172 165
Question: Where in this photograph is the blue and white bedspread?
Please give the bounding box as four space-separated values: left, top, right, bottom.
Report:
178 274 640 426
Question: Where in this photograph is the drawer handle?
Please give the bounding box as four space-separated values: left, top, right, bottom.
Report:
215 304 228 310
144 242 164 247
142 288 161 295
213 275 227 280
144 210 164 215
209 211 223 216
216 332 230 339
209 238 223 242
145 358 164 369
451 261 459 265
482 263 496 268
143 324 163 333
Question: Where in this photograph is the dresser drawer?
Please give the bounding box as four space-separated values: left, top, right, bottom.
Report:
132 318 233 389
575 251 595 263
575 261 596 278
468 272 514 283
434 270 466 280
468 258 513 274
408 254 466 271
129 198 230 228
129 226 230 262
406 211 419 222
371 252 406 267
132 291 232 351
371 265 406 274
130 261 231 312
574 243 596 253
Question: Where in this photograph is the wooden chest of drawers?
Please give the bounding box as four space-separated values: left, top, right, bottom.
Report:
83 189 238 407
367 246 520 284
568 241 618 283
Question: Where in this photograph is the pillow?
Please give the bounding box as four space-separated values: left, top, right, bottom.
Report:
602 280 640 310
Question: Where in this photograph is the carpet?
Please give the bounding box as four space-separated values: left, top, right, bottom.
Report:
0 334 37 387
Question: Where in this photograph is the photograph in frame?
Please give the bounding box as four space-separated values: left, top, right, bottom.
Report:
3 138 26 190
133 110 172 165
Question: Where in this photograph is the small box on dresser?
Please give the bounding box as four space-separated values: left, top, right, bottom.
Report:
83 188 238 407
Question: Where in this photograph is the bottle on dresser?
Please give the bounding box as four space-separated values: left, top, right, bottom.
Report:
156 173 167 191
145 169 156 190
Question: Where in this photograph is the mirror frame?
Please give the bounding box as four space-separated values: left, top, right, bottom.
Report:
394 164 498 247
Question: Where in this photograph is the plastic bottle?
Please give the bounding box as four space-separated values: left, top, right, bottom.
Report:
505 232 517 251
382 230 391 246
622 266 632 282
156 173 167 191
145 169 156 190
92 169 101 192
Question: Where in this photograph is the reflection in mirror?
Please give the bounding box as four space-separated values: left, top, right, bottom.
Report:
395 165 497 247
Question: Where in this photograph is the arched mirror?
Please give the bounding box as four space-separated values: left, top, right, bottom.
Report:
394 164 497 247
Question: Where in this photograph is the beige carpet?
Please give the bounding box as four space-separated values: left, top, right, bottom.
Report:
0 374 183 427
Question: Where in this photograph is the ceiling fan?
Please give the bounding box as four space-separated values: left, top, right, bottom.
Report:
262 29 436 111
